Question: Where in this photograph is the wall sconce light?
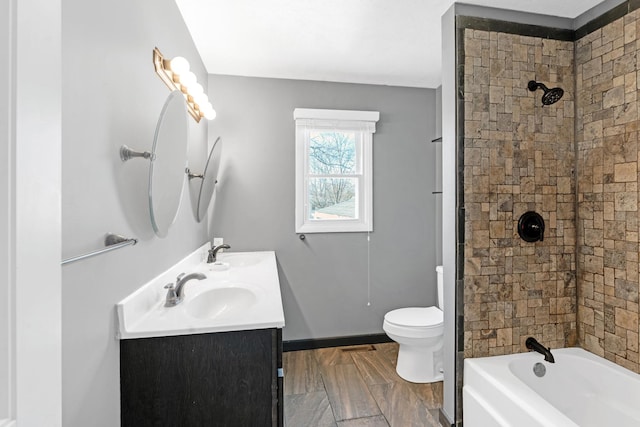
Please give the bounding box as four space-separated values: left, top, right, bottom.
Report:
153 47 216 123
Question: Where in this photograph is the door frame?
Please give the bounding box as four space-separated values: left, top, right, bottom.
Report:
2 0 62 425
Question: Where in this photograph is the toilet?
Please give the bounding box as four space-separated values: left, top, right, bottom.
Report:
383 265 444 383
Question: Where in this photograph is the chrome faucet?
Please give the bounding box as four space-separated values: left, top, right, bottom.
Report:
207 244 230 263
525 337 555 363
164 272 207 307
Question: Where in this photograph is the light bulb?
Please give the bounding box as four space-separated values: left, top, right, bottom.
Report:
178 72 197 90
190 83 204 98
193 93 209 106
202 106 217 120
168 56 190 74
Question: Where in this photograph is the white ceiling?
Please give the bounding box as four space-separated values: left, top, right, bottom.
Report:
175 0 609 89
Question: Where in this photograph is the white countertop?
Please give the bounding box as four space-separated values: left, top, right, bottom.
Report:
116 244 285 339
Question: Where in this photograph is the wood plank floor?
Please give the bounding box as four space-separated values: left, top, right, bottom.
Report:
283 343 443 427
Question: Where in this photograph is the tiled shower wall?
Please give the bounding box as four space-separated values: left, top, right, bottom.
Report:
576 9 640 372
462 29 577 358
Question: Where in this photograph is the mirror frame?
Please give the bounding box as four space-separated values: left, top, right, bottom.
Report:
193 136 222 222
148 90 189 237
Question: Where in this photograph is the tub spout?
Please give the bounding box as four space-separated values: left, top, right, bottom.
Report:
525 337 555 363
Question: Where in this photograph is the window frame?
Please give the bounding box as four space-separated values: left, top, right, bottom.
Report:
294 108 379 233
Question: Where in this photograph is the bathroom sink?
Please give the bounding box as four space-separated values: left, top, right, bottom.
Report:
116 247 285 339
207 262 230 272
218 253 262 268
186 286 258 319
203 254 263 272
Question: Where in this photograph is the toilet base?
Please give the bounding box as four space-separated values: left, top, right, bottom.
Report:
395 344 443 384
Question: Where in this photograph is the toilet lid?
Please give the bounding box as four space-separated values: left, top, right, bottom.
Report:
385 307 443 328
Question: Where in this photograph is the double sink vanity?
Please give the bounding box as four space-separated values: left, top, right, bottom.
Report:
116 244 285 426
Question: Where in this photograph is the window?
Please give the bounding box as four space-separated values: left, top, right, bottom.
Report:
294 108 379 233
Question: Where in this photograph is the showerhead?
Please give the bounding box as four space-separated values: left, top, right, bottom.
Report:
528 80 564 105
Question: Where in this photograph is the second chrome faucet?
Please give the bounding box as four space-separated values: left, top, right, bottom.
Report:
207 244 230 263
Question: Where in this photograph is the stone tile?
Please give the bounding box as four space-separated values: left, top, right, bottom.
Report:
614 161 637 181
463 28 577 358
615 307 639 331
583 57 603 80
462 14 640 373
604 85 625 108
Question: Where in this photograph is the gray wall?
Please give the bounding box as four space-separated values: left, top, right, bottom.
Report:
435 85 443 266
62 1 209 425
207 75 438 341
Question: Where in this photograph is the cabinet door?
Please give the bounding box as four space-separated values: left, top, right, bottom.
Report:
121 329 275 427
275 328 283 427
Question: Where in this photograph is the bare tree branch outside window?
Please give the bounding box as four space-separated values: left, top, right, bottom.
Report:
308 131 358 218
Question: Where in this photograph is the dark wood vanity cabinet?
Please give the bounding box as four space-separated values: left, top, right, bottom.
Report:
120 328 283 427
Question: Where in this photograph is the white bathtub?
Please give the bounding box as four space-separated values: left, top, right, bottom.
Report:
463 347 640 427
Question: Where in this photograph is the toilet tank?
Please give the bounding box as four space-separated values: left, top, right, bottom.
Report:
436 265 443 310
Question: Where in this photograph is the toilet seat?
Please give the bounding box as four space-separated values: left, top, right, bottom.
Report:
383 307 443 339
385 307 443 327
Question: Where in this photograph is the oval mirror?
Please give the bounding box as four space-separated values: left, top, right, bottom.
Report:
195 136 223 222
149 90 189 237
